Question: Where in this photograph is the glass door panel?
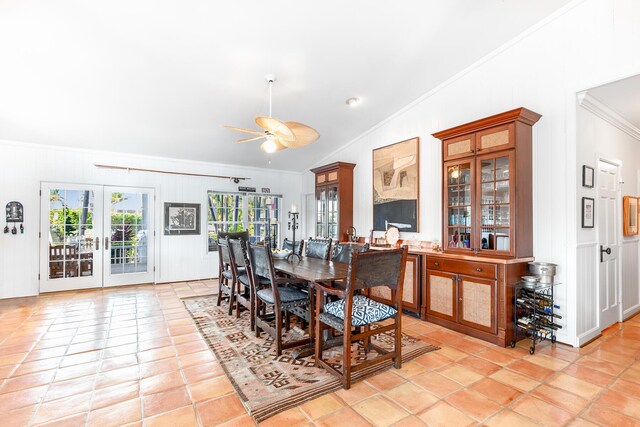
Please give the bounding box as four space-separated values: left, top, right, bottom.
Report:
40 184 103 292
104 187 154 287
477 153 512 253
316 188 327 238
327 186 338 239
445 161 474 250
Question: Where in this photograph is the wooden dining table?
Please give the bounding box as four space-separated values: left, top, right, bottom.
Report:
272 256 349 358
273 256 349 283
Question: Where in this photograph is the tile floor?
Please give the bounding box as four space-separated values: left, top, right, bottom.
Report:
0 281 639 426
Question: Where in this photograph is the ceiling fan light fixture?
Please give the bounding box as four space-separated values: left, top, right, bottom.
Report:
345 97 361 107
262 135 278 153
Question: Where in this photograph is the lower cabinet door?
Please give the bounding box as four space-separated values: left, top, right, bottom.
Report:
458 274 497 334
426 270 457 322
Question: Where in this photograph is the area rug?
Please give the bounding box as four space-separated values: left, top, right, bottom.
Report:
183 295 439 422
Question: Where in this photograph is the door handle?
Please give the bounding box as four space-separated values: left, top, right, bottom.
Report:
104 237 109 250
600 245 611 262
95 237 100 250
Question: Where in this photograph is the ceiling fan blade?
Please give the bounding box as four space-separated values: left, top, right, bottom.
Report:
223 125 265 136
255 117 294 143
283 121 320 147
236 135 266 143
260 137 288 153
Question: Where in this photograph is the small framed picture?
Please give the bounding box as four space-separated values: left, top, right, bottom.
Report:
623 196 638 236
582 165 594 188
164 202 201 235
582 197 595 228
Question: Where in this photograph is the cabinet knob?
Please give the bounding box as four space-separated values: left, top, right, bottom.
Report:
459 297 463 301
434 261 439 267
476 267 482 272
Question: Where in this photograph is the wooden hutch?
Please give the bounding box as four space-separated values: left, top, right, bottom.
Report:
424 107 541 346
310 162 356 242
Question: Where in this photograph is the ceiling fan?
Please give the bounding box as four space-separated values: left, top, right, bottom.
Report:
223 75 320 153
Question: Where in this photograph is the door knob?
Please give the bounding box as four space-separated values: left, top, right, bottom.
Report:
600 245 611 262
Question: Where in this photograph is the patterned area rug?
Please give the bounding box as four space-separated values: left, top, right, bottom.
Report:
183 295 439 422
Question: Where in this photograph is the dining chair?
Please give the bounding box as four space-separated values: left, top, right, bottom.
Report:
282 238 304 257
216 238 236 315
228 238 256 329
331 242 370 264
248 243 313 356
305 237 332 260
313 246 408 389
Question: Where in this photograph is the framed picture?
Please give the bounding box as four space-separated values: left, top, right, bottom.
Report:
582 165 594 188
372 137 420 232
164 202 201 235
582 197 595 228
623 196 638 236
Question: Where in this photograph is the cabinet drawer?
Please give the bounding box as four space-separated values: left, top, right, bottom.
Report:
426 257 496 279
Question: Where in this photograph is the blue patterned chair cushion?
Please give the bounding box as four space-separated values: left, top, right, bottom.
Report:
256 287 308 304
323 295 397 327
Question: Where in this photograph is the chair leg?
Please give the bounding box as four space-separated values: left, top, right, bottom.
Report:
275 310 283 357
394 319 402 369
284 311 291 331
255 300 261 338
363 325 371 354
249 292 255 332
343 327 351 390
314 291 323 366
216 277 224 306
227 284 235 316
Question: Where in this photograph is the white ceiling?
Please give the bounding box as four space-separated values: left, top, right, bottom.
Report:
587 73 640 129
0 0 572 172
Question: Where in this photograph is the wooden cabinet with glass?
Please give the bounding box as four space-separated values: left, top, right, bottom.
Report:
433 107 541 259
310 162 356 242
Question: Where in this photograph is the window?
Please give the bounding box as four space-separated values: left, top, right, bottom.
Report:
207 191 281 251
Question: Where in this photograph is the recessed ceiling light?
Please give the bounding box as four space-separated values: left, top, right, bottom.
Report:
345 97 361 107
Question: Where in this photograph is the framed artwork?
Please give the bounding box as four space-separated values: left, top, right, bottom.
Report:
582 165 594 188
372 137 419 232
582 197 594 228
164 202 201 235
623 196 638 236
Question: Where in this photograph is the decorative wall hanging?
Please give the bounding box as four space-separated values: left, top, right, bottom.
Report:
582 165 594 188
623 196 638 236
164 203 201 235
581 197 595 228
5 201 24 234
372 137 419 232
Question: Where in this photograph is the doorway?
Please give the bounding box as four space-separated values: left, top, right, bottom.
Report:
40 183 155 292
597 159 622 329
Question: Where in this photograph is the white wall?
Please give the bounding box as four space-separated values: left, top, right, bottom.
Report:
576 104 640 343
305 0 640 345
0 139 302 299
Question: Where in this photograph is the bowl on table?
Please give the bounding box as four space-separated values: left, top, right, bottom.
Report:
271 249 291 259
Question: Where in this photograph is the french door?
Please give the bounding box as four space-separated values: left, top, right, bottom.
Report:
40 183 155 292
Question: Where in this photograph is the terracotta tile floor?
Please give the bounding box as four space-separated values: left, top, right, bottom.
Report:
1 281 639 426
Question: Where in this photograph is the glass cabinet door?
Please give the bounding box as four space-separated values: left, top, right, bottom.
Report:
327 186 338 239
477 152 513 253
316 187 327 238
445 160 474 250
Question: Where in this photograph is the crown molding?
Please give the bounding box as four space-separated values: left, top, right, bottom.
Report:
577 92 640 142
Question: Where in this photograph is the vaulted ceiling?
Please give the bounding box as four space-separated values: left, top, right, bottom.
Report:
0 0 572 171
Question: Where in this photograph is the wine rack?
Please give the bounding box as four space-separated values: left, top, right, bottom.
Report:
510 282 561 354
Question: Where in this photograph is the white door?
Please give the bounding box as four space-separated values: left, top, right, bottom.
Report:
103 186 155 287
40 184 155 292
40 183 104 292
597 160 621 329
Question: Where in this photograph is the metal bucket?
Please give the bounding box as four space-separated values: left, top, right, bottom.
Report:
528 262 557 284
